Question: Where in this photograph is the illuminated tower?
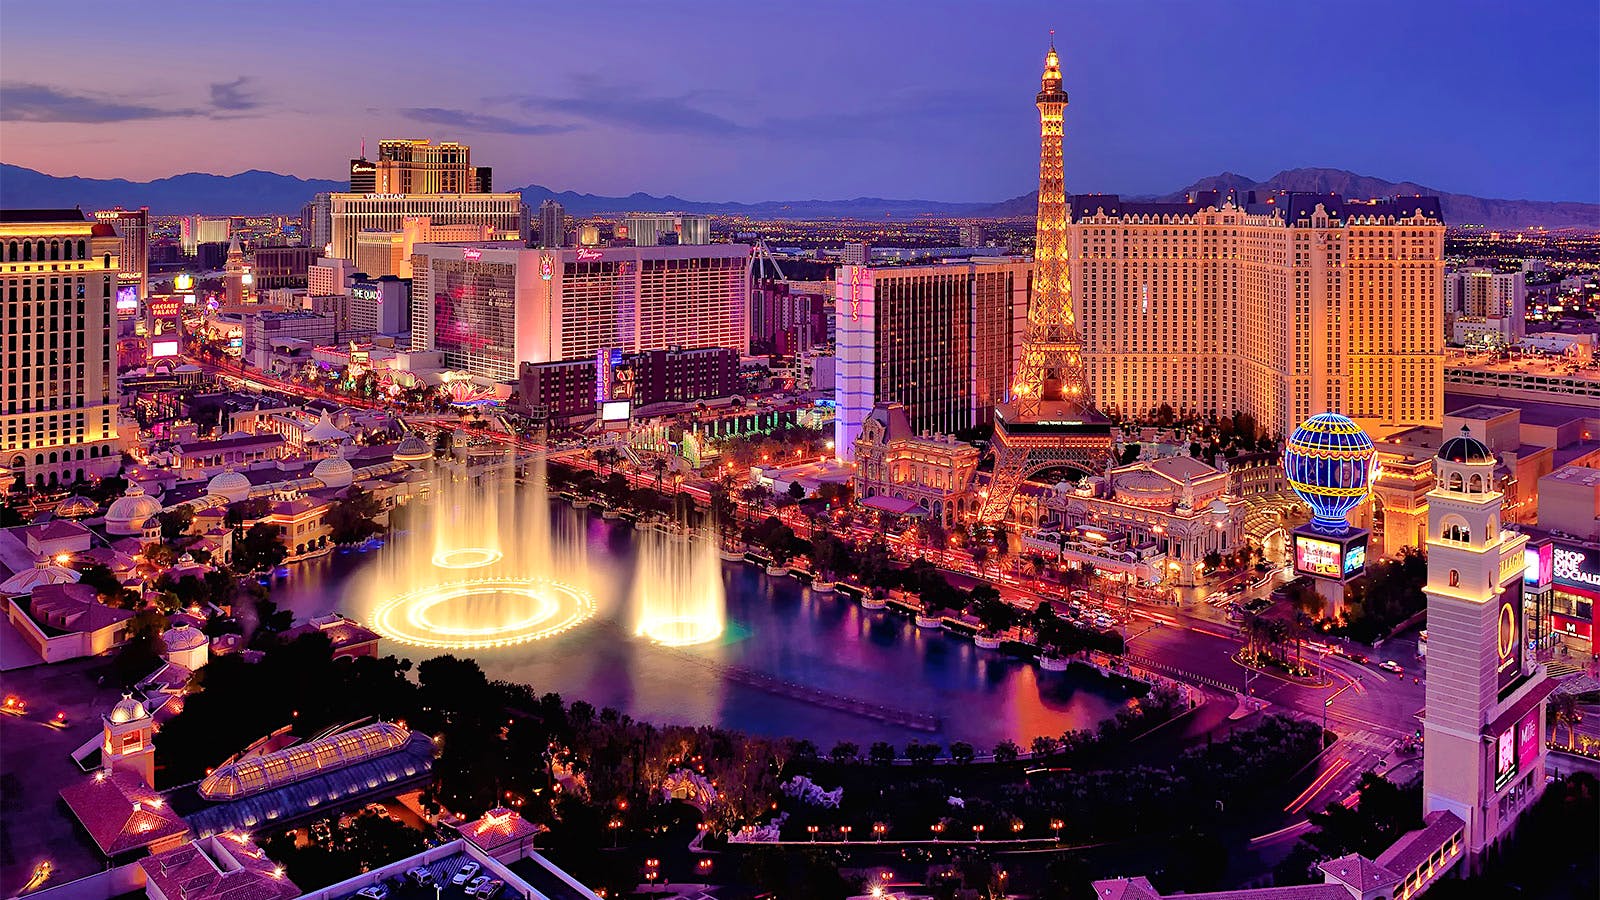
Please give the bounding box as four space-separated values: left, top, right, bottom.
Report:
224 234 247 306
103 693 155 786
978 36 1112 522
1421 427 1550 865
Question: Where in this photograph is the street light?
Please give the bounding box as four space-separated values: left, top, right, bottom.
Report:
1011 820 1024 837
1050 818 1064 841
608 818 622 848
807 824 818 842
872 822 887 842
840 825 852 842
930 822 944 841
972 824 984 842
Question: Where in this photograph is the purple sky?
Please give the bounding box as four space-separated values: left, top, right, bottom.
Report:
1 0 1596 203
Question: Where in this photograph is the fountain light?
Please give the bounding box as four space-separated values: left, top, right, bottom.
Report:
371 577 595 649
632 526 725 647
431 547 505 569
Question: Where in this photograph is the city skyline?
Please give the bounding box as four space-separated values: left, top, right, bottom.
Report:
1 1 1596 205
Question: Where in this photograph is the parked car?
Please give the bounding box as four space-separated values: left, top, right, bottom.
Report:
406 867 434 886
452 863 481 886
476 880 503 899
356 886 388 900
466 876 491 894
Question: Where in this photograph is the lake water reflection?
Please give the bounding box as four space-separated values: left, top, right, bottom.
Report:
269 510 1135 749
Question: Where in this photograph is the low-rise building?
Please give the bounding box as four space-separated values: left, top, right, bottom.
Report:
852 403 978 528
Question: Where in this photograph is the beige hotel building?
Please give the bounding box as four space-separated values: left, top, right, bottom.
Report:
1069 191 1445 439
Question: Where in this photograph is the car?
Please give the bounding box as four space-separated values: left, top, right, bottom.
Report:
406 867 434 886
476 880 503 899
1379 660 1404 674
452 863 481 886
356 886 388 900
466 876 491 894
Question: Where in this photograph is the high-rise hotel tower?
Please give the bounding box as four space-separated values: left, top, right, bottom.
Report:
1068 190 1445 440
1 210 122 489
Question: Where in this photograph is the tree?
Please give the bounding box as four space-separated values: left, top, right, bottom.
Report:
1119 443 1142 464
112 608 168 687
992 739 1020 763
786 481 806 502
159 504 196 541
1551 692 1582 750
868 741 895 766
905 740 941 766
326 487 384 545
829 741 860 764
1030 735 1059 757
233 522 288 573
225 496 271 528
949 741 975 764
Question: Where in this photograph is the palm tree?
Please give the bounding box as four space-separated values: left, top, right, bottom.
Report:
650 456 669 492
1550 692 1582 750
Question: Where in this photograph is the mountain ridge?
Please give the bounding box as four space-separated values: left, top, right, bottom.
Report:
981 167 1599 230
1 162 1593 229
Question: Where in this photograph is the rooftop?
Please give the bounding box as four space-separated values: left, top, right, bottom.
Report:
140 834 299 900
59 769 189 857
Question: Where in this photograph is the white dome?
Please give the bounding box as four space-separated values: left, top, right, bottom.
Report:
206 470 253 504
107 693 148 724
106 484 163 535
393 432 432 464
56 495 99 518
0 556 80 595
1113 469 1174 506
305 410 350 443
312 456 355 489
163 625 208 652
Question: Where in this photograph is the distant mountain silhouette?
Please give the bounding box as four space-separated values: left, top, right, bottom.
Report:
981 167 1599 230
2 163 1594 229
510 183 990 218
0 164 345 215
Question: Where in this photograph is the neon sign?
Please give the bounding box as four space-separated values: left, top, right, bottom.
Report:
462 248 483 260
576 248 603 262
540 253 554 281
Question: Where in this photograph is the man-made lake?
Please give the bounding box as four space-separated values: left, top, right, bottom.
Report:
269 511 1134 750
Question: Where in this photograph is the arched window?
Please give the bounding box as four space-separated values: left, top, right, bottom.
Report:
1448 472 1463 492
5 241 15 260
49 241 60 260
22 242 32 261
103 253 112 269
1449 570 1459 587
77 240 87 258
1468 473 1483 493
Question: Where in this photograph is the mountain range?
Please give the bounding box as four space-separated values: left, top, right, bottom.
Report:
985 167 1599 230
1 162 1593 230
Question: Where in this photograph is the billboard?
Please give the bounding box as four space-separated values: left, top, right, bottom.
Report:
150 339 180 358
1294 534 1342 579
1552 543 1600 591
1494 725 1516 790
115 285 139 315
1525 541 1554 587
1342 538 1368 576
1496 581 1524 695
1517 709 1541 771
601 400 630 422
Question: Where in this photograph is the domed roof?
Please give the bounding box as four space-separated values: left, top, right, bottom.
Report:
1113 468 1175 505
198 721 412 800
311 455 355 488
0 555 81 594
162 624 208 653
1283 413 1376 529
206 470 253 504
1438 426 1493 464
56 495 99 518
393 431 432 464
107 693 148 724
106 484 163 534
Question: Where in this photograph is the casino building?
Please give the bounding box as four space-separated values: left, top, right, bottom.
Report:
410 243 751 381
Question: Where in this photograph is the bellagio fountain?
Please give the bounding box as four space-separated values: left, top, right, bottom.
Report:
355 443 725 650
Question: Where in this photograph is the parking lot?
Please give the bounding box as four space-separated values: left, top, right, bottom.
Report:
341 853 507 900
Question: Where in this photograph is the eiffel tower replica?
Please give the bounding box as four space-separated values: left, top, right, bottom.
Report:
976 37 1114 523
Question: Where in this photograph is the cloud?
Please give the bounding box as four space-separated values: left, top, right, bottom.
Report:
514 76 747 136
1 77 266 123
0 82 201 123
209 76 259 111
506 77 990 141
400 107 577 136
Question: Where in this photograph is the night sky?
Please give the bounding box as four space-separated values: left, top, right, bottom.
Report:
1 0 1596 204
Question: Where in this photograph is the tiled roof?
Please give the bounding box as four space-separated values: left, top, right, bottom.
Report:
463 807 543 853
1376 810 1465 876
1317 853 1401 891
28 583 134 633
60 770 189 857
140 834 299 900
